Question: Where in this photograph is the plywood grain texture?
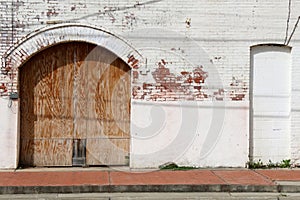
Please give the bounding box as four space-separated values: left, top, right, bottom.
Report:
86 138 129 165
19 42 130 166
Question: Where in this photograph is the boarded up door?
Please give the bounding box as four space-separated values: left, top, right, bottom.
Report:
251 45 291 163
19 42 130 167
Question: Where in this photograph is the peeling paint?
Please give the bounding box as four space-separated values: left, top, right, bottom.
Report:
122 12 137 29
127 54 139 69
46 8 59 18
132 59 209 101
132 70 139 80
229 76 247 101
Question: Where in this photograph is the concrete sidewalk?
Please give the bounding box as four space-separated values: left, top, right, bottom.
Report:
0 168 300 194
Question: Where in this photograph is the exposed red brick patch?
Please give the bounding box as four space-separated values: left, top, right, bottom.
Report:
127 55 139 69
229 77 247 101
132 59 209 101
0 84 5 89
133 70 139 80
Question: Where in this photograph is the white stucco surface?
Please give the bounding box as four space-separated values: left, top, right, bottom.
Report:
0 98 18 169
130 101 249 168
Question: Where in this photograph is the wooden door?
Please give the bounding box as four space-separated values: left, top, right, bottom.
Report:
19 42 130 167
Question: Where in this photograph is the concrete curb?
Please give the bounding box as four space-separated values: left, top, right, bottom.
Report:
1 184 299 194
278 185 300 193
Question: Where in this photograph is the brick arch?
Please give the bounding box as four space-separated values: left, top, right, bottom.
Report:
3 23 144 70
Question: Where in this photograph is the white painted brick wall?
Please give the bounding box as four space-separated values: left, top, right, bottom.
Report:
1 0 297 92
0 0 300 168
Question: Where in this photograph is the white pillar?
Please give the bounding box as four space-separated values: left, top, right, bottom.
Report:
0 98 18 169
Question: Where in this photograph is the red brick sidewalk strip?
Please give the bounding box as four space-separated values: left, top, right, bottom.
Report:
110 171 225 185
255 169 300 181
0 170 275 187
0 169 299 194
0 171 109 186
212 170 274 185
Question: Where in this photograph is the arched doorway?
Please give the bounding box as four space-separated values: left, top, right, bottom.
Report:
19 42 131 167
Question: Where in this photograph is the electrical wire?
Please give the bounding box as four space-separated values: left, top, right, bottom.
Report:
284 0 292 45
287 16 300 45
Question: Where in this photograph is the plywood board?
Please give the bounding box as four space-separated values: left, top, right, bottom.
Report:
20 139 72 166
86 138 129 165
19 42 131 167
